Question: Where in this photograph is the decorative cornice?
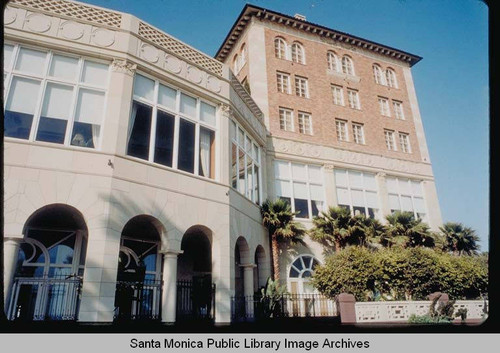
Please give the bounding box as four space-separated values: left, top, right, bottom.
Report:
111 59 137 76
215 5 422 67
219 103 232 118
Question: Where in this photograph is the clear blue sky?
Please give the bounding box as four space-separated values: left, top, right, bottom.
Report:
82 0 489 250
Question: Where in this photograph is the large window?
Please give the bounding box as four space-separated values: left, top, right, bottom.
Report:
334 169 379 219
352 123 365 144
335 119 348 142
3 44 108 148
276 72 291 94
398 132 411 153
274 38 286 59
386 177 427 222
274 160 325 219
279 107 294 132
230 120 261 203
127 74 216 178
291 42 305 64
294 76 309 98
347 89 360 109
331 85 344 106
384 129 397 151
298 112 312 135
393 100 405 120
341 56 355 76
327 51 338 71
373 64 384 85
378 97 391 117
386 68 398 88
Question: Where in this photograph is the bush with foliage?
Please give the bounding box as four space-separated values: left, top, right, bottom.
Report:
312 246 488 301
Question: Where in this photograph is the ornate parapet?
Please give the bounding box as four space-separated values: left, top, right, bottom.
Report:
111 59 137 76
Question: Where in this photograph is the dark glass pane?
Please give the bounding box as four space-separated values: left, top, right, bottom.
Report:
294 198 309 218
127 101 152 160
71 121 97 148
339 204 350 212
143 253 157 272
292 259 303 270
279 197 291 206
289 267 299 278
154 110 175 167
36 116 67 144
231 143 238 188
48 235 75 264
312 259 320 269
311 200 321 217
302 256 312 269
302 270 312 278
368 208 376 219
4 111 33 139
353 206 366 216
177 118 195 173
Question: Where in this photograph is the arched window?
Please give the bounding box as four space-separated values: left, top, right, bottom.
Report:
291 42 305 64
373 64 384 85
386 68 398 88
240 44 247 67
327 51 338 71
274 37 286 59
341 56 354 75
233 54 239 73
288 254 321 294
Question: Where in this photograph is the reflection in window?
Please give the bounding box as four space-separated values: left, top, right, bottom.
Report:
178 119 195 173
154 111 175 167
127 101 152 160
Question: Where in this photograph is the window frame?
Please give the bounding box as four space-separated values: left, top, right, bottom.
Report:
347 88 361 110
341 55 355 76
291 42 305 64
378 96 391 117
298 111 313 135
331 85 344 106
335 119 348 142
386 68 398 88
384 129 397 151
276 71 291 94
127 72 218 179
327 51 338 72
373 64 385 85
279 107 294 132
3 43 110 150
230 119 262 204
274 160 326 220
393 100 405 120
294 75 309 98
398 132 411 153
386 177 427 222
274 37 287 59
352 123 365 144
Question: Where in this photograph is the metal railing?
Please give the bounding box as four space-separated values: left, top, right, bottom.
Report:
231 293 338 321
8 276 82 321
114 279 162 321
176 280 216 321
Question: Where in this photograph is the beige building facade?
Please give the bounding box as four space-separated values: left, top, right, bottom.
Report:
216 5 442 289
3 0 442 324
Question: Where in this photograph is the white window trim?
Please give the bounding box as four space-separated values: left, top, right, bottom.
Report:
275 160 326 220
3 43 110 151
352 123 365 144
378 97 391 117
279 107 294 132
129 71 218 180
287 254 322 295
347 89 360 110
398 132 411 153
393 100 405 120
294 76 309 98
334 169 380 219
384 129 397 151
332 85 344 106
335 119 348 142
298 111 313 135
387 177 427 222
276 71 291 94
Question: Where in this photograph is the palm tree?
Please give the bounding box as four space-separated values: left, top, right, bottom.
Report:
439 222 480 255
310 206 383 250
260 198 305 283
385 211 435 248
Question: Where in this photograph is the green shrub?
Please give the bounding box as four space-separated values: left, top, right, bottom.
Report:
312 246 488 301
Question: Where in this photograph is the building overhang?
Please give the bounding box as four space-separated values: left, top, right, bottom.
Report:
215 4 422 67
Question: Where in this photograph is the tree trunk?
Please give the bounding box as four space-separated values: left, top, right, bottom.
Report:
271 233 280 283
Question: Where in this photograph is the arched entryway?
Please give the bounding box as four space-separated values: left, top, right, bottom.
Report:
8 204 88 321
254 245 267 292
176 226 214 321
288 254 323 316
233 236 253 319
114 215 163 321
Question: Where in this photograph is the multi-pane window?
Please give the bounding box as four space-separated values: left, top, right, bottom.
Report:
393 100 405 120
352 123 365 144
276 72 291 94
295 76 309 98
386 69 398 88
399 132 411 153
230 120 261 203
274 38 286 59
386 177 427 222
347 89 360 109
127 73 216 179
384 130 396 151
327 51 338 71
298 112 312 135
291 42 305 64
335 119 348 142
275 160 325 219
378 97 391 116
332 85 344 106
279 107 294 131
3 44 109 148
373 65 384 85
341 56 354 75
334 169 379 219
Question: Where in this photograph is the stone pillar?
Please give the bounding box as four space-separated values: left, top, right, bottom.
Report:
241 263 256 317
375 172 390 223
3 237 22 314
336 293 357 324
160 249 182 324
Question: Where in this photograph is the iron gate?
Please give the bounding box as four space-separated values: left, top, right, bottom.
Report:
176 278 215 321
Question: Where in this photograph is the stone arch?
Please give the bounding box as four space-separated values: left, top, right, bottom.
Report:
254 245 268 291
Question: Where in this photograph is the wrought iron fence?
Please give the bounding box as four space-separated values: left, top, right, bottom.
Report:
231 293 338 321
114 279 162 321
8 276 82 321
176 280 216 321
